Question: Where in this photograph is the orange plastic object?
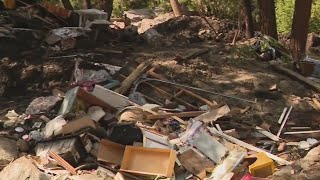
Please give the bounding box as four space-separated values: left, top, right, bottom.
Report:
248 152 275 178
3 0 16 9
120 146 176 177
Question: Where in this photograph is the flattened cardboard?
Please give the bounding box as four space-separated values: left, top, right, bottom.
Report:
98 139 125 165
178 149 215 179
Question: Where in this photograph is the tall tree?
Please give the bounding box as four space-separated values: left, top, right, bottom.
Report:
61 0 73 10
82 0 92 9
258 0 278 40
170 0 183 17
100 0 113 20
241 0 254 38
290 0 312 60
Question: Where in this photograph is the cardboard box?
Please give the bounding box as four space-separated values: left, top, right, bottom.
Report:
98 139 125 165
120 146 176 177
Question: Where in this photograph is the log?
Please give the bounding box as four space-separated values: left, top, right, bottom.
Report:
271 63 320 92
116 61 152 95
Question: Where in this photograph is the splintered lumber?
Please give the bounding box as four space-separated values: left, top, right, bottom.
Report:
255 126 279 141
278 107 288 124
312 98 320 110
284 130 320 135
147 68 218 108
146 111 206 120
271 63 320 92
116 61 152 95
208 127 291 165
48 151 77 175
277 106 293 138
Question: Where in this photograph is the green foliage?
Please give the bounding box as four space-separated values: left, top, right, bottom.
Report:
276 0 320 33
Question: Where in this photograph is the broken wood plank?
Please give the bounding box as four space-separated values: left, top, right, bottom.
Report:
208 127 291 165
277 106 293 138
48 151 77 175
143 81 197 109
312 98 320 110
271 63 320 92
116 61 152 94
146 111 206 120
193 105 230 123
284 130 320 135
147 68 218 108
278 107 288 124
255 126 279 142
119 74 197 109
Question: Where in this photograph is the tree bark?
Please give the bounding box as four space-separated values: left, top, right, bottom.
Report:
241 0 254 38
61 0 73 10
100 0 113 20
170 0 183 17
82 0 91 9
258 0 278 40
290 0 312 61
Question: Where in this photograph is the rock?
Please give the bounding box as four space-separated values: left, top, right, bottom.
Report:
0 156 49 180
306 33 320 51
0 137 18 168
124 9 156 22
25 96 62 115
16 139 30 152
270 145 320 180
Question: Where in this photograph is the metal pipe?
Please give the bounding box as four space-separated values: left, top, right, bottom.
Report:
136 77 257 104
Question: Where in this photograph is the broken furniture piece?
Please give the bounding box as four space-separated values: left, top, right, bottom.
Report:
120 146 176 177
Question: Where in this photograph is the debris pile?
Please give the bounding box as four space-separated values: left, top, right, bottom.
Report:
1 4 320 180
2 57 320 180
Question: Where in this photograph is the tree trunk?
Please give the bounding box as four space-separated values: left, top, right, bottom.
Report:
258 0 278 40
100 0 113 20
82 0 91 9
241 0 254 38
170 0 183 17
290 0 312 61
61 0 73 10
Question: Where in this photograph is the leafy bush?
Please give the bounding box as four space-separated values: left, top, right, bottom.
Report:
276 0 320 33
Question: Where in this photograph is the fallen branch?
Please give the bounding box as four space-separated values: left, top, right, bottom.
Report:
271 63 320 92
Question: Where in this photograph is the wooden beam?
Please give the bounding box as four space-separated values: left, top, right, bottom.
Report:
255 126 279 141
208 127 291 165
271 63 320 92
116 61 152 95
284 130 320 135
146 111 206 120
277 106 293 138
